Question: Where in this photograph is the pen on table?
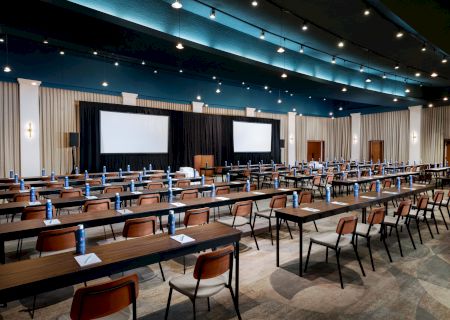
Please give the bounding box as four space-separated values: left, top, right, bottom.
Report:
84 254 91 265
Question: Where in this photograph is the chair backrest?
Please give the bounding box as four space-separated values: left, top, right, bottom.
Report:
9 184 30 191
88 179 102 186
21 205 56 220
232 200 253 217
298 191 313 204
384 179 392 188
184 207 209 227
434 190 444 204
70 274 139 320
396 200 412 217
216 186 231 195
242 169 251 178
122 217 156 238
103 186 124 194
46 182 64 188
241 184 257 192
269 194 287 209
174 173 186 179
205 177 215 184
36 226 78 253
335 215 358 235
271 172 279 179
367 207 385 225
14 192 39 202
176 180 190 188
83 199 110 212
149 174 164 180
304 168 311 175
325 175 334 184
123 176 138 182
369 181 376 192
147 182 164 190
104 172 116 177
180 189 198 200
193 245 233 280
417 195 429 210
312 175 321 186
60 189 83 198
137 194 160 205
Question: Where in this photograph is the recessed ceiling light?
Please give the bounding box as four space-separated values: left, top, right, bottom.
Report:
258 109 261 112
339 106 343 111
421 44 426 52
216 88 221 93
281 72 287 78
93 51 98 55
241 81 245 85
269 90 272 93
277 46 285 53
176 42 184 50
246 86 250 90
299 45 304 53
0 38 4 43
42 39 48 44
329 112 333 116
212 76 216 80
393 97 398 102
431 72 438 78
442 56 448 64
443 97 448 101
415 72 421 77
3 65 12 73
290 93 294 96
196 95 201 100
251 1 258 7
302 22 308 31
342 87 347 92
364 8 370 16
428 103 434 108
153 69 158 74
292 108 296 112
285 90 289 93
204 104 209 107
323 98 327 101
209 8 216 19
171 0 182 9
218 81 222 85
396 31 404 38
394 63 400 70
141 61 146 65
264 85 268 90
101 81 108 87
359 65 364 72
299 113 303 117
308 96 312 99
179 69 183 73
277 98 282 104
59 50 65 55
337 40 344 48
331 57 336 64
114 61 119 66
382 73 387 79
405 88 410 93
365 78 372 83
259 30 265 40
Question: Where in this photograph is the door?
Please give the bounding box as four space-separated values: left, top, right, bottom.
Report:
369 140 384 162
307 141 325 161
444 140 450 164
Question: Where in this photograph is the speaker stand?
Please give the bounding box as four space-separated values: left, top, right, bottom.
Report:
71 146 76 174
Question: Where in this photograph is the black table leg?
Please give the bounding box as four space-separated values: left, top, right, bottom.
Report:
299 221 303 277
235 240 239 306
0 240 4 264
276 216 280 267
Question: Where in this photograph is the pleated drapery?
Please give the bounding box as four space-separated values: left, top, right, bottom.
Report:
421 106 450 163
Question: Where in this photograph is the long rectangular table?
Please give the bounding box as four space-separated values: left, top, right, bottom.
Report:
275 183 434 277
0 223 242 310
0 187 300 263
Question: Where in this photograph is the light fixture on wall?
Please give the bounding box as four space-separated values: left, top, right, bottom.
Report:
412 131 417 143
26 122 33 139
353 135 358 144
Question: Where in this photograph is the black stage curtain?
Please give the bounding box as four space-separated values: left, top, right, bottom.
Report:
79 101 280 171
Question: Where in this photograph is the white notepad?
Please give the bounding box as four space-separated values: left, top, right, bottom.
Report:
43 219 61 226
102 183 112 187
172 187 183 191
252 192 266 195
116 209 133 215
301 207 320 212
278 188 290 191
85 196 98 200
231 182 241 184
402 187 416 190
75 253 102 267
383 191 398 194
331 201 348 206
215 197 230 200
171 202 186 207
202 184 211 187
18 190 29 193
361 196 377 199
63 187 73 190
28 201 41 205
170 234 195 244
131 191 142 195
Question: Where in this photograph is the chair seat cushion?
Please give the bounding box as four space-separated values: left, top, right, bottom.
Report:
310 232 352 248
355 223 380 237
169 274 227 298
383 215 406 226
408 210 431 220
255 210 273 218
217 216 249 227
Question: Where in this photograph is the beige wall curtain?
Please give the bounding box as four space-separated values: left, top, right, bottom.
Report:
421 106 450 163
202 106 245 116
360 110 409 162
296 116 351 161
137 98 191 112
0 82 20 176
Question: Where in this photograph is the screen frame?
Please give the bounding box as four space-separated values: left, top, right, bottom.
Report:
232 120 273 153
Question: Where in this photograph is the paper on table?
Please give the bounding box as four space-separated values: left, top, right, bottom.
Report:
203 184 211 187
18 190 29 193
75 253 102 267
102 183 112 186
331 201 348 205
28 201 42 205
215 197 230 200
171 202 186 207
170 234 195 244
278 188 290 191
116 209 133 215
231 182 241 184
301 207 321 212
131 191 142 195
63 187 73 190
172 187 183 191
252 191 266 195
43 219 61 226
360 196 377 199
401 187 416 190
383 191 398 194
85 195 98 200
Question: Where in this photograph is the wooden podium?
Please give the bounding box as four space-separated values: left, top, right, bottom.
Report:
193 155 215 176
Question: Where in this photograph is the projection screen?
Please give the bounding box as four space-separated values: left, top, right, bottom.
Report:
233 121 272 152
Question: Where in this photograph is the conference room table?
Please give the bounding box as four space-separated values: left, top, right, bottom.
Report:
250 170 290 188
425 166 450 177
0 223 243 311
0 187 300 263
275 183 434 277
0 181 247 216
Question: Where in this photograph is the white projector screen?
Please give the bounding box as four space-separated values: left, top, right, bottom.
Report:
233 121 272 152
100 111 169 154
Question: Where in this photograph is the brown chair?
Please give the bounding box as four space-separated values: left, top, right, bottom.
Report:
60 189 83 198
261 172 279 189
369 181 376 192
298 191 319 232
83 199 115 240
210 186 231 219
217 200 259 250
182 207 210 273
165 245 240 320
122 217 165 281
88 179 102 186
204 177 215 185
408 195 433 243
70 274 139 320
310 175 323 198
425 190 448 232
138 193 160 205
46 182 64 188
304 215 365 289
103 186 124 194
180 189 198 201
13 192 39 203
241 183 257 192
383 200 415 256
176 180 191 188
174 173 186 179
147 182 164 190
355 207 392 271
253 194 289 245
149 173 165 180
8 184 30 191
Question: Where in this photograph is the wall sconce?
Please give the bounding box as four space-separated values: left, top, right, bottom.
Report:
288 134 295 144
26 122 33 139
352 135 358 144
412 131 417 143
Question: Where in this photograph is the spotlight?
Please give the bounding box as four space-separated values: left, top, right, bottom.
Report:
290 93 294 97
277 98 282 104
308 96 312 99
259 30 265 40
3 65 12 73
364 8 370 16
431 72 438 78
359 65 364 72
331 56 336 64
212 76 216 80
179 69 183 73
93 51 98 55
204 104 209 107
292 108 296 112
329 112 333 116
302 21 308 31
405 88 410 93
218 81 222 85
342 87 347 92
258 109 261 112
443 97 448 101
153 70 158 74
101 81 108 87
196 95 201 100
114 61 119 66
43 39 48 44
277 46 285 53
339 106 343 111
365 78 372 83
0 38 4 43
394 63 400 70
176 42 184 50
264 85 269 90
337 40 344 48
242 81 245 85
251 1 258 6
216 88 221 93
415 72 421 77
442 56 448 64
299 113 303 117
421 44 426 52
323 98 327 101
171 0 182 9
396 31 404 38
393 97 398 102
59 50 65 55
281 72 287 78
299 45 304 53
428 103 434 108
141 61 146 65
209 8 216 19
246 86 250 90
382 73 387 79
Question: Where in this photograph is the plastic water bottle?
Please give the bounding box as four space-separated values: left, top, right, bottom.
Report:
14 174 18 183
376 180 381 193
127 164 131 172
84 170 89 180
325 186 331 203
166 170 170 180
75 224 86 255
143 167 147 176
226 172 231 183
369 169 372 177
193 170 197 178
65 176 69 188
85 183 90 197
167 166 171 173
249 160 251 165
100 174 106 185
409 175 413 188
247 163 250 169
168 189 173 203
75 167 79 174
274 178 279 189
382 167 385 176
237 160 240 166
293 168 297 176
119 169 123 178
168 177 173 190
149 164 153 171
51 171 55 182
246 180 251 192
337 165 340 173
46 199 52 220
353 183 359 197
168 210 175 235
201 174 205 186
347 163 350 171
130 180 135 192
138 172 143 182
30 187 36 202
224 160 228 167
293 191 299 208
9 170 14 179
211 183 216 197
370 159 373 165
103 166 107 173
19 179 25 191
357 170 361 179
396 177 401 189
41 168 46 177
114 193 121 210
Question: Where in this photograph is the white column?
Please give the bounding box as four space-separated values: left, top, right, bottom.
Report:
287 112 296 165
351 113 361 161
245 107 255 117
121 92 138 106
192 101 204 113
409 106 422 163
18 78 42 176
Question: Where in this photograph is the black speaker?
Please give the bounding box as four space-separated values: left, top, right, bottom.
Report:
69 132 79 147
280 139 285 148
